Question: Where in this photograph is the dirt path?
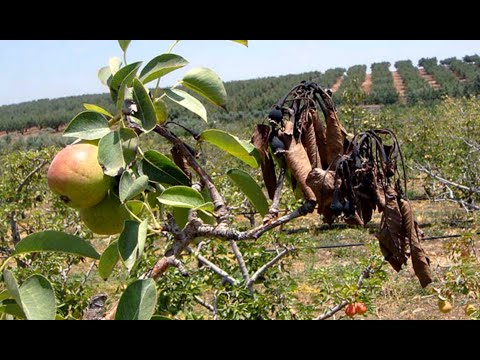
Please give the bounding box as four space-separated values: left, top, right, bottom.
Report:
418 68 441 90
449 68 467 83
392 71 407 103
331 75 344 93
361 73 372 95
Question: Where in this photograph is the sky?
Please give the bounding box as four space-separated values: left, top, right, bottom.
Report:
1 40 480 106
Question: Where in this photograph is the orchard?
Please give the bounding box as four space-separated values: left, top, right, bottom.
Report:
0 40 479 320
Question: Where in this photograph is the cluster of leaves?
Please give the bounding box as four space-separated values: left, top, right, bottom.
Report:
367 62 398 105
418 57 464 97
394 60 440 103
333 65 366 105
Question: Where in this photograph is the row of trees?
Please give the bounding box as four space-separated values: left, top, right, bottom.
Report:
418 57 464 97
333 65 366 105
366 62 398 105
394 60 440 103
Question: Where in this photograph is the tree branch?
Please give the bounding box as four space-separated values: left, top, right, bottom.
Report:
229 240 250 283
9 211 21 245
16 160 47 194
248 246 293 288
154 125 229 222
415 163 480 195
194 295 214 312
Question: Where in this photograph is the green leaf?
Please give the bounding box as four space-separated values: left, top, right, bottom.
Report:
0 300 26 319
109 57 122 75
110 61 143 108
0 289 12 302
231 40 248 47
98 241 120 281
132 78 157 132
151 315 172 320
115 279 157 320
63 111 110 140
83 104 113 118
19 275 56 320
139 54 188 84
98 128 139 177
98 66 112 86
140 150 190 186
118 40 131 53
158 186 205 209
165 89 207 122
14 231 100 260
172 207 189 229
110 62 143 91
126 200 145 216
200 129 259 168
227 169 269 216
182 67 227 108
194 202 215 213
154 98 168 125
3 270 21 308
118 220 148 272
119 171 149 203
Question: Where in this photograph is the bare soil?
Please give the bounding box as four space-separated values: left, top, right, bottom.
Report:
361 73 372 94
392 71 407 104
418 68 441 90
331 76 344 93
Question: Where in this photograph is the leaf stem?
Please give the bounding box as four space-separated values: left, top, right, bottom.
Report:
0 257 14 273
167 40 180 54
143 194 161 230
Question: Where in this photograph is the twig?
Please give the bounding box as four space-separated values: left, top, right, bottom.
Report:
315 262 383 320
191 250 238 286
81 261 96 286
461 138 480 153
248 247 293 288
194 295 214 312
213 291 218 320
9 211 20 245
16 160 47 193
241 201 316 240
415 163 480 195
229 240 250 283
